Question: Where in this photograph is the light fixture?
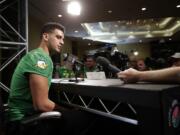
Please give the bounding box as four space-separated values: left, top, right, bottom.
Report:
67 1 81 16
134 51 139 56
141 7 147 11
58 14 62 18
128 35 135 39
107 10 112 14
176 5 180 8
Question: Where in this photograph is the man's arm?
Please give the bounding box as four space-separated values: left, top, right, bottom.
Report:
29 74 56 112
117 67 180 83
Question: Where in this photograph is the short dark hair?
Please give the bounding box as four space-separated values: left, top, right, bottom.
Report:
40 22 65 38
85 55 96 61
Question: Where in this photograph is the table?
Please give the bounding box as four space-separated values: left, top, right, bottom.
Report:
50 79 180 135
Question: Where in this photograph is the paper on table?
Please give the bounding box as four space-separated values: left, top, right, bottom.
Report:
86 72 106 80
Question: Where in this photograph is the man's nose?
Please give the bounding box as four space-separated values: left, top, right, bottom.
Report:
60 40 64 45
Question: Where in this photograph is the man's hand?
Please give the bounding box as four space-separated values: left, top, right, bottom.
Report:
117 68 140 83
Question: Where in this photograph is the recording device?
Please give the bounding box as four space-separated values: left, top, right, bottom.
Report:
96 56 121 74
64 53 84 65
94 45 129 71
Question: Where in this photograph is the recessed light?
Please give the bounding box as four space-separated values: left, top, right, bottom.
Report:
136 20 140 23
176 5 180 8
67 1 81 16
128 35 135 39
58 14 62 18
141 7 147 11
107 10 112 13
129 32 134 34
145 33 153 38
134 51 139 56
74 30 78 33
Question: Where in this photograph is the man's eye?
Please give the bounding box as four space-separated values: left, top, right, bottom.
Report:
56 36 61 39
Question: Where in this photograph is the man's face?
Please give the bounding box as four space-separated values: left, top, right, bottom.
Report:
137 60 146 71
85 58 96 68
46 29 64 53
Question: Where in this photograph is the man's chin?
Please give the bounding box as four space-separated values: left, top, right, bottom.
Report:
50 49 61 55
56 49 61 53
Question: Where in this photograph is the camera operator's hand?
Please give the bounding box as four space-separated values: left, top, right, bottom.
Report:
117 68 141 83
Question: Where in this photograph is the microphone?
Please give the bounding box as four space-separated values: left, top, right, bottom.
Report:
72 58 84 65
65 54 84 65
96 56 121 74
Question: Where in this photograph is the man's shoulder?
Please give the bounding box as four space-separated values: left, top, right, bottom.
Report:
26 48 48 59
28 48 42 55
20 48 51 67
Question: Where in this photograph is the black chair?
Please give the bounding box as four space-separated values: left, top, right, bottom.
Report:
0 90 61 135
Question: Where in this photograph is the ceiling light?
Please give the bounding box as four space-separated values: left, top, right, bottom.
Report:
141 7 147 11
129 32 134 34
108 10 112 13
128 35 135 39
145 33 153 38
74 30 78 33
67 1 81 16
58 14 62 18
134 51 139 56
176 5 180 8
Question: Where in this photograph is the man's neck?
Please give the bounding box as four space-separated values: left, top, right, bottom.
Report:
39 42 49 55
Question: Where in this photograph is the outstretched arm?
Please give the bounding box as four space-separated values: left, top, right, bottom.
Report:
117 67 180 83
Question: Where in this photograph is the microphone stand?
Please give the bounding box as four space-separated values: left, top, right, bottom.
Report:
74 62 79 83
70 61 84 83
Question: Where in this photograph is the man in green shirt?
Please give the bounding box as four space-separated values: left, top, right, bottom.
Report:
84 55 99 73
7 22 95 135
8 47 53 121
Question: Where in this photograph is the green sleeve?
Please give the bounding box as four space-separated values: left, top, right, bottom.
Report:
22 52 53 78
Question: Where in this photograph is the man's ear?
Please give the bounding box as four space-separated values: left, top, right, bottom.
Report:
43 33 49 41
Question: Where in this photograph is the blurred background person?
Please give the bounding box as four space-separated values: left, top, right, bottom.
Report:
58 61 75 78
136 59 150 71
170 52 180 67
58 54 75 78
84 55 100 73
